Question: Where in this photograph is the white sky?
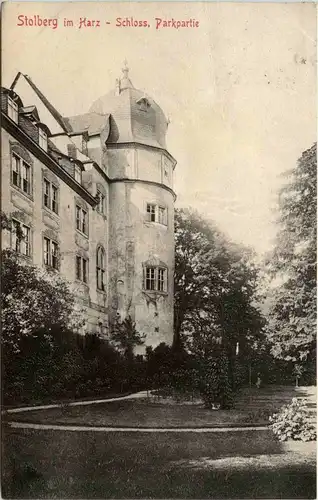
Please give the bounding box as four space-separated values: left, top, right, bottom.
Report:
2 2 317 254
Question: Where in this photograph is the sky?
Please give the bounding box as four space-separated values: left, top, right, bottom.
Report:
2 2 317 254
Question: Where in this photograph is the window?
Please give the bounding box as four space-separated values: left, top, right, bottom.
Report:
163 158 170 180
43 179 58 214
76 256 88 283
136 97 151 112
157 268 165 292
76 205 88 235
12 154 21 188
74 164 82 184
52 186 58 213
145 267 156 291
39 128 48 151
146 203 167 225
96 190 106 215
12 153 31 195
146 204 156 222
44 179 50 207
144 266 167 292
158 206 166 225
11 220 31 256
8 96 18 123
22 163 31 194
43 237 59 269
96 246 106 291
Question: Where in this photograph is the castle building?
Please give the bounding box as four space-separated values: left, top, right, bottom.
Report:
1 65 176 350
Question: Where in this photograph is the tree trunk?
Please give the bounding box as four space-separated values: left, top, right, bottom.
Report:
172 313 184 352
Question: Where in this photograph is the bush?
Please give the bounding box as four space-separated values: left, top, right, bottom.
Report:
269 397 316 442
198 352 234 410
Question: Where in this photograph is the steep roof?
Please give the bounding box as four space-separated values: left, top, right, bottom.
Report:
65 112 110 137
89 86 168 149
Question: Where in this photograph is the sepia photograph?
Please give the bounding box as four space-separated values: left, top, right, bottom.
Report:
1 1 317 498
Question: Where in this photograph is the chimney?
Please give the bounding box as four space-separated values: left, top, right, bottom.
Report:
67 143 77 159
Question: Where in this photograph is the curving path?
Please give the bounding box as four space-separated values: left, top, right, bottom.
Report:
4 391 150 414
7 421 268 433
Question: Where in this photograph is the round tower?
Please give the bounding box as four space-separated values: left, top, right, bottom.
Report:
90 63 176 349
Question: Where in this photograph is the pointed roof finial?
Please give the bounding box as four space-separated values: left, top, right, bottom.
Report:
122 59 129 78
120 59 134 90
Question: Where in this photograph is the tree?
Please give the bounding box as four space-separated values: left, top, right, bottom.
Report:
265 144 316 372
1 246 87 403
110 314 145 362
174 208 265 401
174 208 264 351
2 249 82 355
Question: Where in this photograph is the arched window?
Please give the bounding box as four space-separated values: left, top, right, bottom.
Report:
96 246 106 291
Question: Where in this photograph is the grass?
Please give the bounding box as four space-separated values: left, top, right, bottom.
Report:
2 426 316 498
5 399 272 427
6 385 316 427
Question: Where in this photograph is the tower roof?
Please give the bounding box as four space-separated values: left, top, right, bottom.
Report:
89 64 169 149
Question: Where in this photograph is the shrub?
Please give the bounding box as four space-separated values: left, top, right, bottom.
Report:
198 352 234 410
269 397 316 442
243 408 273 424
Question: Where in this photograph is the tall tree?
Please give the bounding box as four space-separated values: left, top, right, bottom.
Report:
174 208 265 375
265 143 316 366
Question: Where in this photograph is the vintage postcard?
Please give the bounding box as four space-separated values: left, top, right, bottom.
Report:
1 2 316 498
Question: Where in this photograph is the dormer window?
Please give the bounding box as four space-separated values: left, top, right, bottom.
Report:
8 96 18 123
39 128 48 151
136 96 151 112
74 164 82 184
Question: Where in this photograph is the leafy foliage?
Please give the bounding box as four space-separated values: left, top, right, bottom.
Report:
269 398 316 442
174 208 266 401
1 221 148 404
265 144 317 366
2 249 83 355
196 349 234 409
110 314 145 362
174 208 264 350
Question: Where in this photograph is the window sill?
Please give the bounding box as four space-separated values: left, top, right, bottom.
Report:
43 205 59 219
44 264 59 272
14 252 32 262
144 221 168 229
75 279 89 287
142 289 168 297
11 183 33 202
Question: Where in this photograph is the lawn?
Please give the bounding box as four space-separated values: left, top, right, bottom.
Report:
5 399 270 427
2 426 316 498
6 386 316 427
5 385 316 428
3 386 316 498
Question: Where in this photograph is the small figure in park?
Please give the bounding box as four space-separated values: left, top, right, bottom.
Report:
256 374 262 389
